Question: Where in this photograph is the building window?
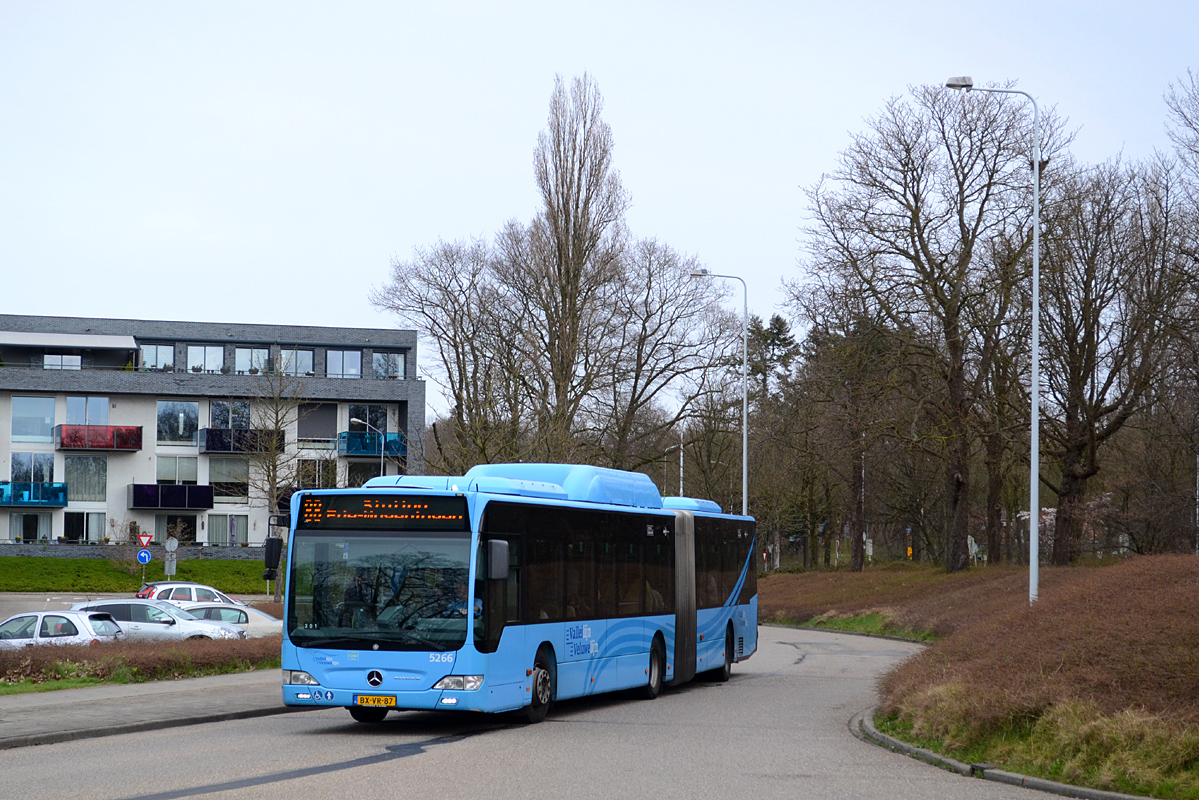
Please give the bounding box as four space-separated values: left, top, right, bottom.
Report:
12 397 55 443
11 453 54 483
208 514 248 545
157 401 199 445
348 405 388 433
373 352 403 380
298 459 338 489
187 346 224 374
9 512 51 543
64 512 106 543
157 456 198 485
211 400 251 429
347 462 380 488
210 457 249 503
65 456 107 502
66 396 109 426
280 348 314 376
326 350 361 379
155 514 197 543
235 348 269 375
141 344 175 371
44 354 81 370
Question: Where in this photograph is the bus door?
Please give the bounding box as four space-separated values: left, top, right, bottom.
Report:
561 528 605 696
476 534 527 711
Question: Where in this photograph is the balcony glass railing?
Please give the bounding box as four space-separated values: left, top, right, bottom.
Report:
198 428 276 454
54 425 143 451
337 431 406 458
0 482 69 507
127 484 214 510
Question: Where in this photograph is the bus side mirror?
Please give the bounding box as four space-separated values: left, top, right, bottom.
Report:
487 540 509 581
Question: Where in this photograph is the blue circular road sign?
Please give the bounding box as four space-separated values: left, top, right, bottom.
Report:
137 549 152 564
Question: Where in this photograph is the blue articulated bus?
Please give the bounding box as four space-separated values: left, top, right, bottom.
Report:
281 463 757 723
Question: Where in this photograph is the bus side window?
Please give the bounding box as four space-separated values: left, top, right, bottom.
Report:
616 533 643 617
527 534 564 622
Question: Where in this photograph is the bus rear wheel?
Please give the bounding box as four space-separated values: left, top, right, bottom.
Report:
348 706 389 723
525 650 554 723
638 639 665 700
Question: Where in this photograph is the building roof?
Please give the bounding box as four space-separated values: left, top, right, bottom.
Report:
0 314 416 349
0 331 137 350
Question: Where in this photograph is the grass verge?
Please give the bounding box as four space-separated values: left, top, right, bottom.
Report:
803 611 938 641
0 635 282 696
0 555 282 594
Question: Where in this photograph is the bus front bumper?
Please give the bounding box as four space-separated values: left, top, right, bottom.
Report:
283 683 489 712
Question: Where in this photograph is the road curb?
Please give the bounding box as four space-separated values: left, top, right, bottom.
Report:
0 704 310 751
852 705 1152 800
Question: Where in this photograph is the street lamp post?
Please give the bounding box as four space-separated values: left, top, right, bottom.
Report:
690 268 748 516
350 417 386 479
945 75 1041 604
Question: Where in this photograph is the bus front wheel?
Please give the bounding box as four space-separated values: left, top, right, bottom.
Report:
525 650 554 723
348 706 389 723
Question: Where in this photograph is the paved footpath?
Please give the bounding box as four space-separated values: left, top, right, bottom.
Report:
0 669 303 750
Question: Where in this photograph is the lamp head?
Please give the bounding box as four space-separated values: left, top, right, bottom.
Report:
945 76 974 91
350 417 364 425
690 268 710 278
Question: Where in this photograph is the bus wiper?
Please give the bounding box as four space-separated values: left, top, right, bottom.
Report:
383 629 446 651
294 636 367 649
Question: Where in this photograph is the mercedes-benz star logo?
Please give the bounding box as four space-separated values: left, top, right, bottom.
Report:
367 670 383 687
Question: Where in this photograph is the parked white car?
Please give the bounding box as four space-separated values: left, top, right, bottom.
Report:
136 581 245 606
70 600 245 641
0 610 125 650
178 603 282 638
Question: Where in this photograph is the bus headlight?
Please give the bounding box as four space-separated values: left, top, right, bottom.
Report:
433 675 483 691
284 670 320 686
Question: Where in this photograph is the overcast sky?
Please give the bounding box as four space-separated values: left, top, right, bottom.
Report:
3 2 1196 417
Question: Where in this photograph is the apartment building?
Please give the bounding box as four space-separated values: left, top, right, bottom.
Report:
0 314 424 545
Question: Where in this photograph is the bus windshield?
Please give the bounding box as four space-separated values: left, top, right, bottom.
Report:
288 529 472 651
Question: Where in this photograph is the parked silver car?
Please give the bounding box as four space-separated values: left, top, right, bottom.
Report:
136 581 245 606
70 599 246 641
0 610 124 650
178 603 282 638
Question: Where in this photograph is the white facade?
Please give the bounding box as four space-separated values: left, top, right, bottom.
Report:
1 315 424 546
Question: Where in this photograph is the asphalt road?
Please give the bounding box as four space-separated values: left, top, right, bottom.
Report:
0 627 1047 800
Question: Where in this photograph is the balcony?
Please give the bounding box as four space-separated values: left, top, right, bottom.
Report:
198 428 277 454
54 424 143 452
337 431 406 459
127 484 214 510
0 482 68 508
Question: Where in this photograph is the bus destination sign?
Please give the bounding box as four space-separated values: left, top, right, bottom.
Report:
297 494 469 531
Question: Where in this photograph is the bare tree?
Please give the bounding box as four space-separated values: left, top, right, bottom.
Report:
793 84 1065 572
1166 69 1199 181
1039 156 1196 563
242 368 309 600
372 239 531 473
582 239 737 470
492 73 629 461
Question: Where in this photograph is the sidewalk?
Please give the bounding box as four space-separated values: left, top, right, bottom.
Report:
0 669 305 750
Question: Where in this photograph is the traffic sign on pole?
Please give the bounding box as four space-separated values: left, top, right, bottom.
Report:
164 551 177 576
137 549 152 564
138 533 152 548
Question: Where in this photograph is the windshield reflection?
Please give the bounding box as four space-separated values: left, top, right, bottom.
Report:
288 530 472 651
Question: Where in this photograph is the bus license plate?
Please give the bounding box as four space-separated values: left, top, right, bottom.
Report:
354 695 396 707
